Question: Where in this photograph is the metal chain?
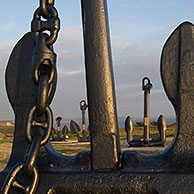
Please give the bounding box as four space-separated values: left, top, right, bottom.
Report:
31 0 60 45
40 0 55 19
1 1 60 193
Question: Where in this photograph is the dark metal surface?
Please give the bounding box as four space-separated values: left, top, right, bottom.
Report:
125 116 133 143
1 0 194 193
1 1 60 193
80 100 88 140
70 100 89 142
142 77 152 144
31 3 60 45
157 115 166 143
51 117 67 141
81 0 120 170
125 78 166 147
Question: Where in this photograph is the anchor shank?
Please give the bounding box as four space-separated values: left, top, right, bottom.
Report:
81 0 120 170
82 109 86 138
144 90 150 144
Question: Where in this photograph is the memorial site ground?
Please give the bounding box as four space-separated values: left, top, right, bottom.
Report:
0 123 175 171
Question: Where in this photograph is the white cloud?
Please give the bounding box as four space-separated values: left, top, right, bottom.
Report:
59 70 84 77
0 24 175 121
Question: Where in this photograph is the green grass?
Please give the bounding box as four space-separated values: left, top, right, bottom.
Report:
0 126 14 135
119 123 176 138
0 137 13 143
0 124 176 157
0 123 176 143
0 125 14 143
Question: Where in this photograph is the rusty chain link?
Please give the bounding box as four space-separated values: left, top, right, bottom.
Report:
1 0 60 193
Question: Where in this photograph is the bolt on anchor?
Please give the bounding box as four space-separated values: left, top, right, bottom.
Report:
70 100 90 142
51 116 69 141
125 77 166 147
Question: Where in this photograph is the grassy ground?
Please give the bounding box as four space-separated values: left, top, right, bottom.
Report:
0 123 176 143
0 123 176 170
0 126 14 143
119 123 176 138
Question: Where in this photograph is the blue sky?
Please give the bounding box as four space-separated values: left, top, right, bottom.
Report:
0 1 194 123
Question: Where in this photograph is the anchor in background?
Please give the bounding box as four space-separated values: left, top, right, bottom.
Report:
125 77 167 147
70 100 90 142
51 116 69 141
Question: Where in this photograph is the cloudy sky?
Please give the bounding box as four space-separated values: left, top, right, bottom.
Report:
0 0 194 123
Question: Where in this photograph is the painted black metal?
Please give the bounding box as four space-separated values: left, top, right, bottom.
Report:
51 117 68 141
81 0 121 170
1 1 59 193
1 1 194 193
142 77 152 144
80 100 88 140
125 77 166 147
31 3 60 45
70 100 90 142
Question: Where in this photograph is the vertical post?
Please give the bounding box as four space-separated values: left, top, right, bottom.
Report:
142 77 152 145
82 109 86 138
144 89 150 144
81 0 120 170
80 100 87 139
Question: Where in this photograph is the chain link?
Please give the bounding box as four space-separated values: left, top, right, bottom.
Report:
31 1 60 45
1 163 39 194
32 34 56 85
1 0 60 193
40 0 54 19
25 105 53 146
37 75 49 115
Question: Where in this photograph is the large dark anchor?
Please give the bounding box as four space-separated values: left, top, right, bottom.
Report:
70 100 90 142
125 77 166 147
2 0 194 193
51 116 68 141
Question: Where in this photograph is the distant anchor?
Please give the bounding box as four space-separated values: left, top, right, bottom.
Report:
125 77 166 147
51 116 69 141
70 100 90 142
